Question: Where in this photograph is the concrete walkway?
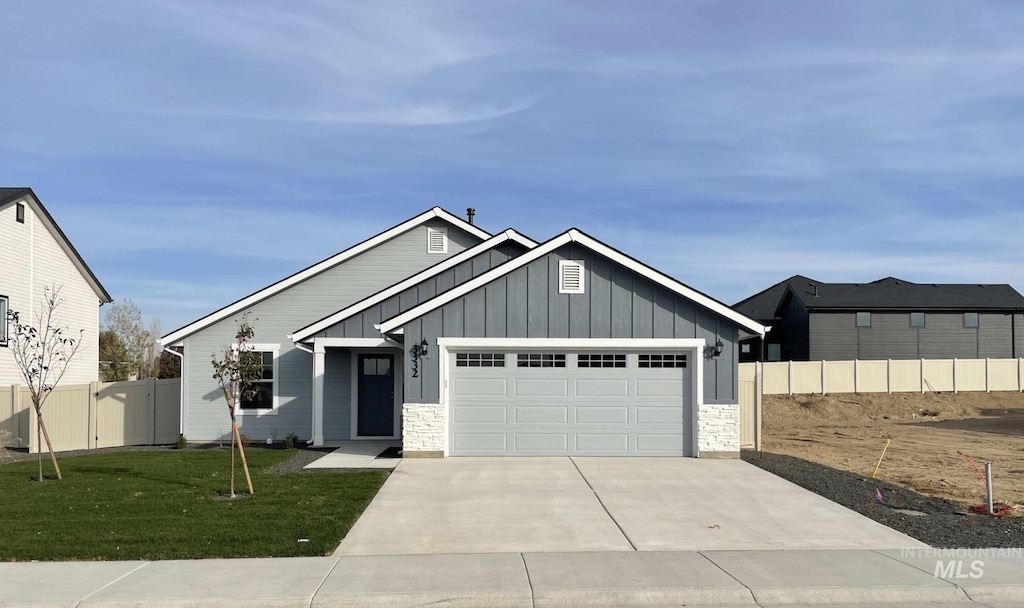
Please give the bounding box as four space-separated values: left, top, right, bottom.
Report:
336 457 925 555
3 549 1022 607
303 440 401 470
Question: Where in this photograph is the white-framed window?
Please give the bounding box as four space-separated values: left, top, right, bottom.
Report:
577 353 626 368
964 312 979 328
856 312 871 327
0 295 8 346
559 260 585 294
767 343 781 362
910 312 925 328
235 343 279 413
427 226 448 254
15 203 25 224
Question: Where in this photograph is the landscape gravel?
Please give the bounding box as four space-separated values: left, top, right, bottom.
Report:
744 450 1024 548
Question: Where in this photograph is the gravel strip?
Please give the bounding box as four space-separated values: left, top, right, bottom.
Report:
743 450 1024 548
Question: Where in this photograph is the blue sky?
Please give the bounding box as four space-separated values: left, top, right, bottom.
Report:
3 1 1023 334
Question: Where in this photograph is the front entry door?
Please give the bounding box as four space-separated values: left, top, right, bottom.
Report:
357 354 395 436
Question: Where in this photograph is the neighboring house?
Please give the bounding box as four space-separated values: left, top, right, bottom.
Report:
0 188 113 386
161 208 766 458
734 276 1024 362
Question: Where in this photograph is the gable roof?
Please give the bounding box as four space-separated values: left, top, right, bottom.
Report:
161 207 491 346
290 228 538 343
379 228 768 335
781 279 1024 313
733 275 818 322
1 187 113 303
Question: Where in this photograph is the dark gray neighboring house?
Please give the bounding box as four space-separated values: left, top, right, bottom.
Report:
734 276 1024 362
162 210 766 459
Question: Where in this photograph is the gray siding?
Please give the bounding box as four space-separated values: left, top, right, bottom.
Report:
809 312 1020 361
322 349 351 441
401 243 741 404
183 220 482 441
317 242 526 339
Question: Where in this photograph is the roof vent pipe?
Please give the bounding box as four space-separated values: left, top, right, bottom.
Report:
466 208 476 225
811 284 818 297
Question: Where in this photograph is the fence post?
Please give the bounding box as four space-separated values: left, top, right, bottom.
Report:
985 358 990 393
755 361 763 452
854 359 859 394
920 358 925 394
88 381 99 450
821 360 827 395
788 360 793 395
953 358 958 394
887 359 892 394
147 377 157 445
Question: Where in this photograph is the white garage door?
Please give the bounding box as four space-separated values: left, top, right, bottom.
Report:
448 351 690 456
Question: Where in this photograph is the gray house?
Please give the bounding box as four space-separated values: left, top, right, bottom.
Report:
735 276 1024 362
162 209 766 458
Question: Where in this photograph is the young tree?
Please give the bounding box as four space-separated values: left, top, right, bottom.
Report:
98 329 132 381
210 314 260 497
6 285 85 481
103 299 152 380
156 350 182 379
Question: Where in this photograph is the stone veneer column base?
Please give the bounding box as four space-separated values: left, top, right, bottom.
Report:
697 402 740 457
402 402 446 456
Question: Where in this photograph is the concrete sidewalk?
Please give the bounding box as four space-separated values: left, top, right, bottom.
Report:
3 549 1022 608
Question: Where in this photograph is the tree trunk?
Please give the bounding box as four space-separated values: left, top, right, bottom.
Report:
229 422 236 498
233 424 254 495
36 411 62 480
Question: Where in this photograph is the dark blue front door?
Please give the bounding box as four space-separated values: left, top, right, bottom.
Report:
357 354 394 436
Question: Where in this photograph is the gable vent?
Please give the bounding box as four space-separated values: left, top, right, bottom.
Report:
559 260 585 294
427 227 447 254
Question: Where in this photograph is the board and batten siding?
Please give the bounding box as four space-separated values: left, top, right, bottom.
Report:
809 312 1023 361
182 220 482 441
0 198 101 386
313 241 528 339
400 243 740 405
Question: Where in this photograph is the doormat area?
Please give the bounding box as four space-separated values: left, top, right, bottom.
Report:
376 446 403 459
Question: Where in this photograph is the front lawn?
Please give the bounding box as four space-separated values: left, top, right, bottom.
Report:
0 449 388 561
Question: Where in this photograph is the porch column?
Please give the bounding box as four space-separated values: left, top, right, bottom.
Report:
312 343 325 446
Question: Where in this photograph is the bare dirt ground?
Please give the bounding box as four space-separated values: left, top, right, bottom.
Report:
761 391 1024 513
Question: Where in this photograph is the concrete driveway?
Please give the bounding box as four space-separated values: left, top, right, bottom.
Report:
335 457 926 556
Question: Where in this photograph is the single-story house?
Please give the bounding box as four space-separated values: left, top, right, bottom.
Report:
1 187 112 388
161 208 766 458
734 275 1024 362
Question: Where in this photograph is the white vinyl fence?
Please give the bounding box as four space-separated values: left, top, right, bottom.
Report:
737 358 1024 450
0 378 180 453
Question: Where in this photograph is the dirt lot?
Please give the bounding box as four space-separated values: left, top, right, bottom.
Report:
761 391 1024 513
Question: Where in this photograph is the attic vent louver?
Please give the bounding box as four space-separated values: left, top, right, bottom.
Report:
559 260 585 294
427 227 447 254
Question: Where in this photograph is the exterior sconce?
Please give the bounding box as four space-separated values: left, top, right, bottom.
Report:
705 339 724 359
410 338 429 377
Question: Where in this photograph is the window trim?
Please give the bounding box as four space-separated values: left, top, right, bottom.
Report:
0 295 8 347
15 203 25 224
910 312 926 328
233 343 279 415
964 312 980 328
426 226 448 254
856 312 871 328
558 260 585 294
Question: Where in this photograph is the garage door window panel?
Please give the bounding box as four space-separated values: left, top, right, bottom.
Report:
455 353 506 367
517 353 566 368
639 354 687 368
577 354 626 368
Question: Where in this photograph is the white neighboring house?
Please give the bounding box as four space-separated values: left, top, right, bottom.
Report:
0 188 113 386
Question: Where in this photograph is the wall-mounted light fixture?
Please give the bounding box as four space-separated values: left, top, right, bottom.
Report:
410 338 429 377
705 339 724 359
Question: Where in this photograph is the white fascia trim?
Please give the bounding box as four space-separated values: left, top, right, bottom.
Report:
292 229 538 343
381 229 767 335
437 338 706 349
161 207 492 346
313 337 401 353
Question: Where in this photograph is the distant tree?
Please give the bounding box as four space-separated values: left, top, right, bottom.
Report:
156 350 181 379
103 299 153 379
211 314 260 497
98 330 132 381
6 285 85 481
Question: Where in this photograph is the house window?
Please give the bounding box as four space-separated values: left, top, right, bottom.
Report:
0 295 8 346
238 347 277 411
578 354 626 368
638 354 687 368
910 312 925 328
856 312 871 327
558 260 585 294
15 203 25 223
455 353 505 367
767 343 781 361
517 353 566 368
964 312 979 328
741 343 751 354
427 227 447 254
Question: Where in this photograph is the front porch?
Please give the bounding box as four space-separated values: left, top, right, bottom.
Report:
303 440 402 470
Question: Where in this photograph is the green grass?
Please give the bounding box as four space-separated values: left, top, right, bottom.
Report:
0 449 388 561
